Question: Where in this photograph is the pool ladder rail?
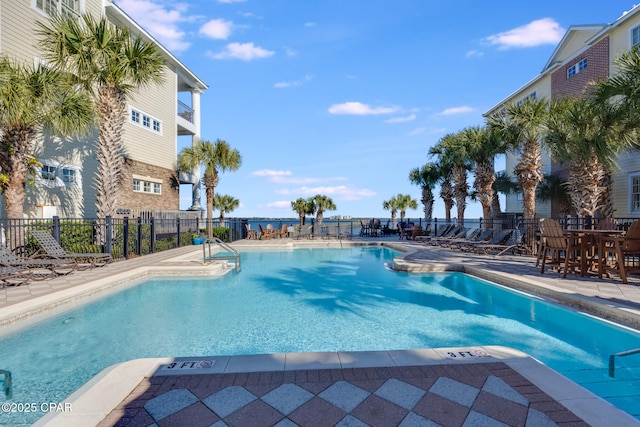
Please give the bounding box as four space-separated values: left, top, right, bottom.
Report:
609 347 640 377
202 237 241 273
0 369 12 399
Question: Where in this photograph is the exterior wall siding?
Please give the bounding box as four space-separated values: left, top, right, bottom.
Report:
551 37 609 99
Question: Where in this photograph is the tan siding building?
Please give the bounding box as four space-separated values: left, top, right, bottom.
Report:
485 5 640 219
0 0 207 218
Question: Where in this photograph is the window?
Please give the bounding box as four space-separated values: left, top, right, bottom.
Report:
34 0 81 17
61 168 76 183
38 161 81 188
133 177 162 195
633 25 640 48
515 91 537 107
41 165 56 181
567 58 587 78
129 106 162 135
630 173 640 212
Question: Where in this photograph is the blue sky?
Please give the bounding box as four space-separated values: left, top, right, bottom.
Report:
117 0 636 220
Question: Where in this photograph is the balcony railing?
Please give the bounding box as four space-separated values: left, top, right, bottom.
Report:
178 101 194 124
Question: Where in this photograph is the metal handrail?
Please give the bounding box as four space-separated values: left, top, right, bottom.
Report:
0 370 12 399
203 237 241 272
609 347 640 377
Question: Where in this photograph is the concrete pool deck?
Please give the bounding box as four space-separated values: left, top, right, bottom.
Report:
1 237 640 426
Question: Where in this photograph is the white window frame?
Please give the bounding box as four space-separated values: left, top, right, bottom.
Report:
631 23 640 49
128 106 163 136
567 58 587 79
37 161 82 189
515 91 537 107
629 172 640 212
132 175 162 195
32 0 83 18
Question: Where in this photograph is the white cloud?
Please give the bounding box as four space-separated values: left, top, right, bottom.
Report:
252 169 292 177
466 50 484 58
305 22 316 28
208 42 275 61
409 127 426 136
274 75 313 89
116 0 194 52
436 106 475 116
328 102 400 115
199 19 233 40
485 18 565 49
385 114 416 124
263 201 292 210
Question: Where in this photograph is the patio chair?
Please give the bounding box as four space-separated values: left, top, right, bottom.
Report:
599 220 640 284
537 219 574 275
424 225 461 245
29 230 112 269
244 224 258 240
0 246 76 280
477 227 531 256
276 224 289 239
0 262 32 287
431 227 473 246
258 224 275 240
406 225 424 241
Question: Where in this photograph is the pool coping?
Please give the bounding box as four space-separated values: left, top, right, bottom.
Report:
34 345 640 426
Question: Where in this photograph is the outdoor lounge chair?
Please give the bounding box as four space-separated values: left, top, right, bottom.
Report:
424 225 461 245
431 227 473 246
244 224 258 240
476 228 531 256
29 230 112 269
0 246 76 280
296 224 313 239
0 262 32 287
258 224 275 240
464 229 513 253
451 228 494 250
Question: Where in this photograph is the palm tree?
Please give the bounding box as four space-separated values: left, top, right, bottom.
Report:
438 162 455 222
544 97 631 217
408 162 440 224
0 57 94 219
382 195 399 229
396 193 418 222
489 98 549 221
37 14 165 221
430 132 471 225
212 194 239 222
177 139 242 238
491 171 519 217
460 126 505 226
291 197 315 226
312 194 336 226
537 173 572 215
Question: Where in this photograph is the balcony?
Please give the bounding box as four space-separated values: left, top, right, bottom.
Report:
177 101 197 136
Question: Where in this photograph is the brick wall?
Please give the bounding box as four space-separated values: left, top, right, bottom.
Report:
551 37 609 99
120 159 180 211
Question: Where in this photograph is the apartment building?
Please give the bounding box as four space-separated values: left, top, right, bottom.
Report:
485 4 640 218
0 0 207 218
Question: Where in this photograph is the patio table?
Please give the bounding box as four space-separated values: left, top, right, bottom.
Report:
563 229 624 277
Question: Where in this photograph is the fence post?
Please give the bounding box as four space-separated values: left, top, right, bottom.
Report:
105 216 113 255
176 217 181 248
150 217 155 253
52 216 61 243
137 217 143 256
123 217 130 259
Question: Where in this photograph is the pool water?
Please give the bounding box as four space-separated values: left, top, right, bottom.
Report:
0 247 639 425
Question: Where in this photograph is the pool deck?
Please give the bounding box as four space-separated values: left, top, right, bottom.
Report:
2 236 640 426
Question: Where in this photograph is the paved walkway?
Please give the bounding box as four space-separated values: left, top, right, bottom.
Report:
3 237 640 426
98 360 587 427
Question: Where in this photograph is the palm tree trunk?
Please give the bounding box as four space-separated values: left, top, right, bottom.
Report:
441 180 454 222
205 186 214 238
422 187 434 223
597 169 614 218
474 159 495 228
568 152 605 217
391 211 397 228
514 139 543 220
452 165 468 225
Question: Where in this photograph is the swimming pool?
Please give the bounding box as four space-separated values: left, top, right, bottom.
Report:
0 246 639 425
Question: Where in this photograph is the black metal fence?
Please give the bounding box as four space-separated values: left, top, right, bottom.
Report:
2 214 638 261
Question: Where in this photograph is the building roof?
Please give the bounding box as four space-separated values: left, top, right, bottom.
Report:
104 1 208 93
